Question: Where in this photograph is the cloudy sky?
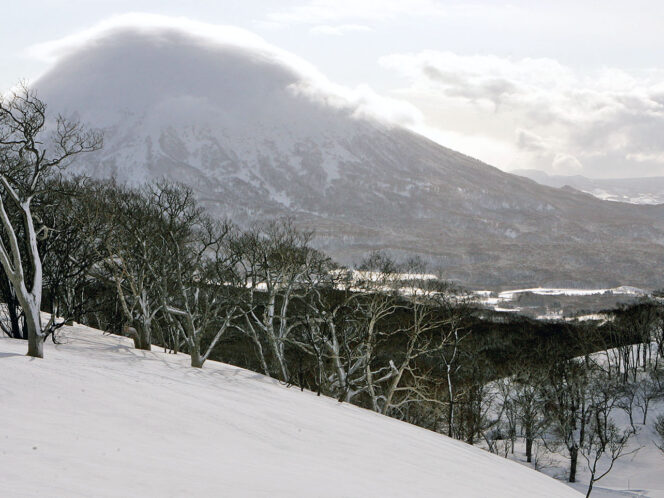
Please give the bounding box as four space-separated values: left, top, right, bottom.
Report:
3 1 664 178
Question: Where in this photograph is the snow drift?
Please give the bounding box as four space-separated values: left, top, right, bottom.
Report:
0 324 581 497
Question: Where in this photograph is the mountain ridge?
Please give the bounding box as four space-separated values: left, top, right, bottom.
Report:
512 169 664 205
34 22 664 289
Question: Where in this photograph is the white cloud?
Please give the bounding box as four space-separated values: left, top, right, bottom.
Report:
380 50 664 177
552 154 583 174
627 152 664 164
28 13 277 65
266 0 446 26
25 13 664 179
289 80 423 128
27 13 422 131
309 24 373 36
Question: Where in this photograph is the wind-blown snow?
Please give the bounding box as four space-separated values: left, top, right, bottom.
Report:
0 324 581 497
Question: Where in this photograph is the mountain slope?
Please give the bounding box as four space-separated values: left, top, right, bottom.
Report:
0 324 582 497
512 169 664 205
34 20 664 289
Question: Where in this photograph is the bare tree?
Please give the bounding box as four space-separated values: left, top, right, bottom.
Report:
654 414 664 452
231 219 326 380
615 380 639 433
346 255 405 412
156 183 241 367
0 84 101 357
494 378 519 456
436 300 470 438
38 178 109 334
290 268 371 402
342 255 471 420
540 357 590 483
511 369 548 463
634 364 664 425
580 368 635 497
282 258 348 396
92 183 169 350
455 356 500 445
0 265 26 339
378 281 455 418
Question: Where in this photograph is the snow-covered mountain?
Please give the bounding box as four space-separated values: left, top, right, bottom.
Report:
512 169 664 205
34 19 664 289
0 323 582 497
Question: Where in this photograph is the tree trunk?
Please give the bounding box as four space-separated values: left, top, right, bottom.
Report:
526 436 533 463
135 324 152 351
190 343 203 368
446 364 455 437
8 301 25 339
25 308 43 358
569 446 578 483
131 331 152 350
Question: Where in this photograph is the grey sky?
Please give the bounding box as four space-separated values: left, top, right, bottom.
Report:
4 1 664 178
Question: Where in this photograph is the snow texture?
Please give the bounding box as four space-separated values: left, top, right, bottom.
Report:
0 323 581 497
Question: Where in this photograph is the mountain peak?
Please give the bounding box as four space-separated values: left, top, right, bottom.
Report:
31 19 664 289
36 18 334 125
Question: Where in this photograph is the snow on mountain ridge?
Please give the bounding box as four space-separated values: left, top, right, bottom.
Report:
36 24 380 197
33 18 664 289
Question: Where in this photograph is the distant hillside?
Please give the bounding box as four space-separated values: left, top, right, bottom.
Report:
512 169 664 205
34 21 664 289
0 325 582 497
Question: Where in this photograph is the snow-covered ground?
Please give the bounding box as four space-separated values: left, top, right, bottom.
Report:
493 344 664 497
496 287 647 301
474 286 648 317
504 410 664 498
578 409 664 498
0 323 581 497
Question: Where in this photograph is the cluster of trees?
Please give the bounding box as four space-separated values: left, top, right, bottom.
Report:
473 304 664 497
0 87 476 420
3 86 664 497
0 84 101 356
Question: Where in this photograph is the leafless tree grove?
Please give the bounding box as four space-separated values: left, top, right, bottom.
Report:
3 86 663 498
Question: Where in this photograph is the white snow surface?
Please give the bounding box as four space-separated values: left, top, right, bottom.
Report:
0 323 582 498
497 286 647 300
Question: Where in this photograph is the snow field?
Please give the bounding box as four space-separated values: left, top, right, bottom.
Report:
0 324 581 497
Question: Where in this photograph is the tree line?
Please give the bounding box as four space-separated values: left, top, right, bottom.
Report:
3 85 664 497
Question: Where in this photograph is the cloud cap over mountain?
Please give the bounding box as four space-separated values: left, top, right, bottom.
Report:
32 16 664 289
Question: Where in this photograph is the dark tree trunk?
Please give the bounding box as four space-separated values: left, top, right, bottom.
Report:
569 446 578 483
0 277 27 339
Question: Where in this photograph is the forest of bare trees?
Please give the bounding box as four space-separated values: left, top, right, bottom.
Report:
3 86 664 498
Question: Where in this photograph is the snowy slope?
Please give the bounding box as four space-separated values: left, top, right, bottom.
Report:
506 351 664 498
500 404 664 498
32 16 664 289
569 404 664 498
0 324 581 498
